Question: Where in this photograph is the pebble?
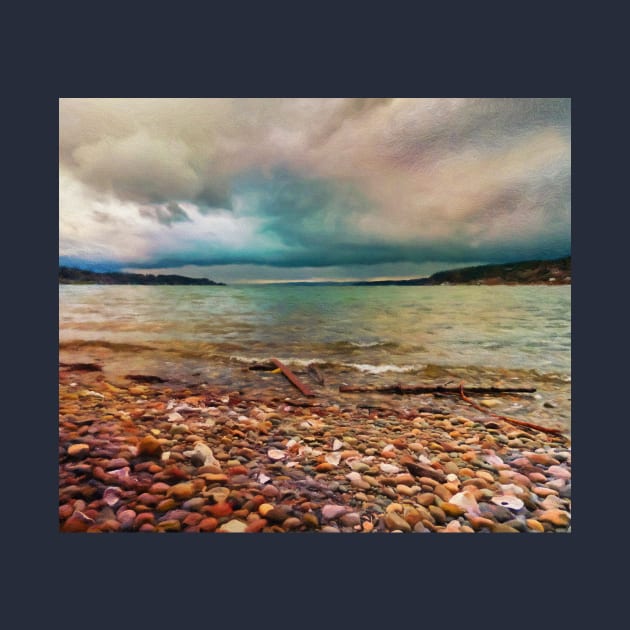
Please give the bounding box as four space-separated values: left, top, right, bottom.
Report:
67 443 90 458
59 369 570 535
538 509 571 527
384 512 412 532
218 519 248 533
321 505 348 520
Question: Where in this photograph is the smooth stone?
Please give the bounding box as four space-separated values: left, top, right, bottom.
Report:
413 522 430 533
67 443 90 458
467 516 496 531
321 505 348 520
207 502 233 518
166 482 195 500
384 512 412 532
265 507 292 523
538 509 570 527
182 497 206 511
428 505 446 524
441 502 466 517
283 517 302 530
503 518 527 532
478 502 513 522
396 484 417 496
541 495 566 510
156 498 177 512
417 493 436 506
340 512 361 527
218 519 248 533
492 523 520 533
137 435 163 457
199 517 219 532
156 519 182 532
207 487 230 503
245 518 268 532
526 518 545 532
183 512 203 527
302 512 319 528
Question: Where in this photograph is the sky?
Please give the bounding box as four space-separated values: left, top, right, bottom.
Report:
59 98 571 283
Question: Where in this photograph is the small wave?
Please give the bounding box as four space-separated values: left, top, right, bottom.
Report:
342 363 424 375
59 339 156 352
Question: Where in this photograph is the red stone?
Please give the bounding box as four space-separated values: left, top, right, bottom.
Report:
207 502 233 518
183 512 204 526
199 517 219 532
133 512 155 529
245 518 268 533
228 465 249 476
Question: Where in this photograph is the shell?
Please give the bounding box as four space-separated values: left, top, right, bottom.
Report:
332 439 343 451
379 463 400 474
103 486 122 507
450 491 481 516
258 472 271 484
325 452 342 466
491 495 524 511
267 448 286 460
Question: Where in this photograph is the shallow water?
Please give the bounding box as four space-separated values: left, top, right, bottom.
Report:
59 284 571 428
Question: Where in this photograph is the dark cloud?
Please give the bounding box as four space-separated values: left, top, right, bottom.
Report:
60 98 571 278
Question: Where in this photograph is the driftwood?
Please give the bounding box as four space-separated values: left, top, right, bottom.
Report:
339 384 536 395
270 358 316 397
459 383 565 436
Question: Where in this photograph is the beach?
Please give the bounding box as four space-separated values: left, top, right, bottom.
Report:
59 358 571 533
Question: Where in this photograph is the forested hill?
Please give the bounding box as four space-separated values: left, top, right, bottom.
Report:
352 256 571 286
59 266 225 286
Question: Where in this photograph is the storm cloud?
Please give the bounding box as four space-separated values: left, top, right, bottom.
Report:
59 98 570 281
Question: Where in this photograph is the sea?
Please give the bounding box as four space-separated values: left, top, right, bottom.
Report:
59 284 571 431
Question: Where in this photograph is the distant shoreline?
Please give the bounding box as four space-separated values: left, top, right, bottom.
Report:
59 266 225 286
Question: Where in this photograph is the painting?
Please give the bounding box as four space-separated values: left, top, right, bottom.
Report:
59 98 571 533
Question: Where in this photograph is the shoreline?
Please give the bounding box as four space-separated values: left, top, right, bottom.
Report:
59 361 571 533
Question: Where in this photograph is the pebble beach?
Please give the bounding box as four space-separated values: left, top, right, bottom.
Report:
59 362 571 534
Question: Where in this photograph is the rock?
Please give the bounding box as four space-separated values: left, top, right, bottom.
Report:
199 517 219 532
218 519 248 533
156 498 177 512
527 453 560 466
417 493 436 506
340 512 361 527
538 509 570 527
526 518 545 532
541 495 567 511
167 482 195 501
478 502 513 522
283 517 303 530
182 497 206 511
207 502 233 518
206 487 230 503
492 523 520 533
434 484 453 501
547 465 571 479
441 502 466 517
467 516 496 531
264 507 292 523
396 484 417 496
61 514 92 532
245 518 268 532
321 505 348 520
384 512 412 532
137 435 163 458
428 505 446 524
299 512 317 528
67 443 90 458
156 519 182 532
133 512 155 529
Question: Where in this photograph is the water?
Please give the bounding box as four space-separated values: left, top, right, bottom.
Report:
59 284 571 427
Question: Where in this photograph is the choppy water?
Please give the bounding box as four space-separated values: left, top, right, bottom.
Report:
59 284 571 426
